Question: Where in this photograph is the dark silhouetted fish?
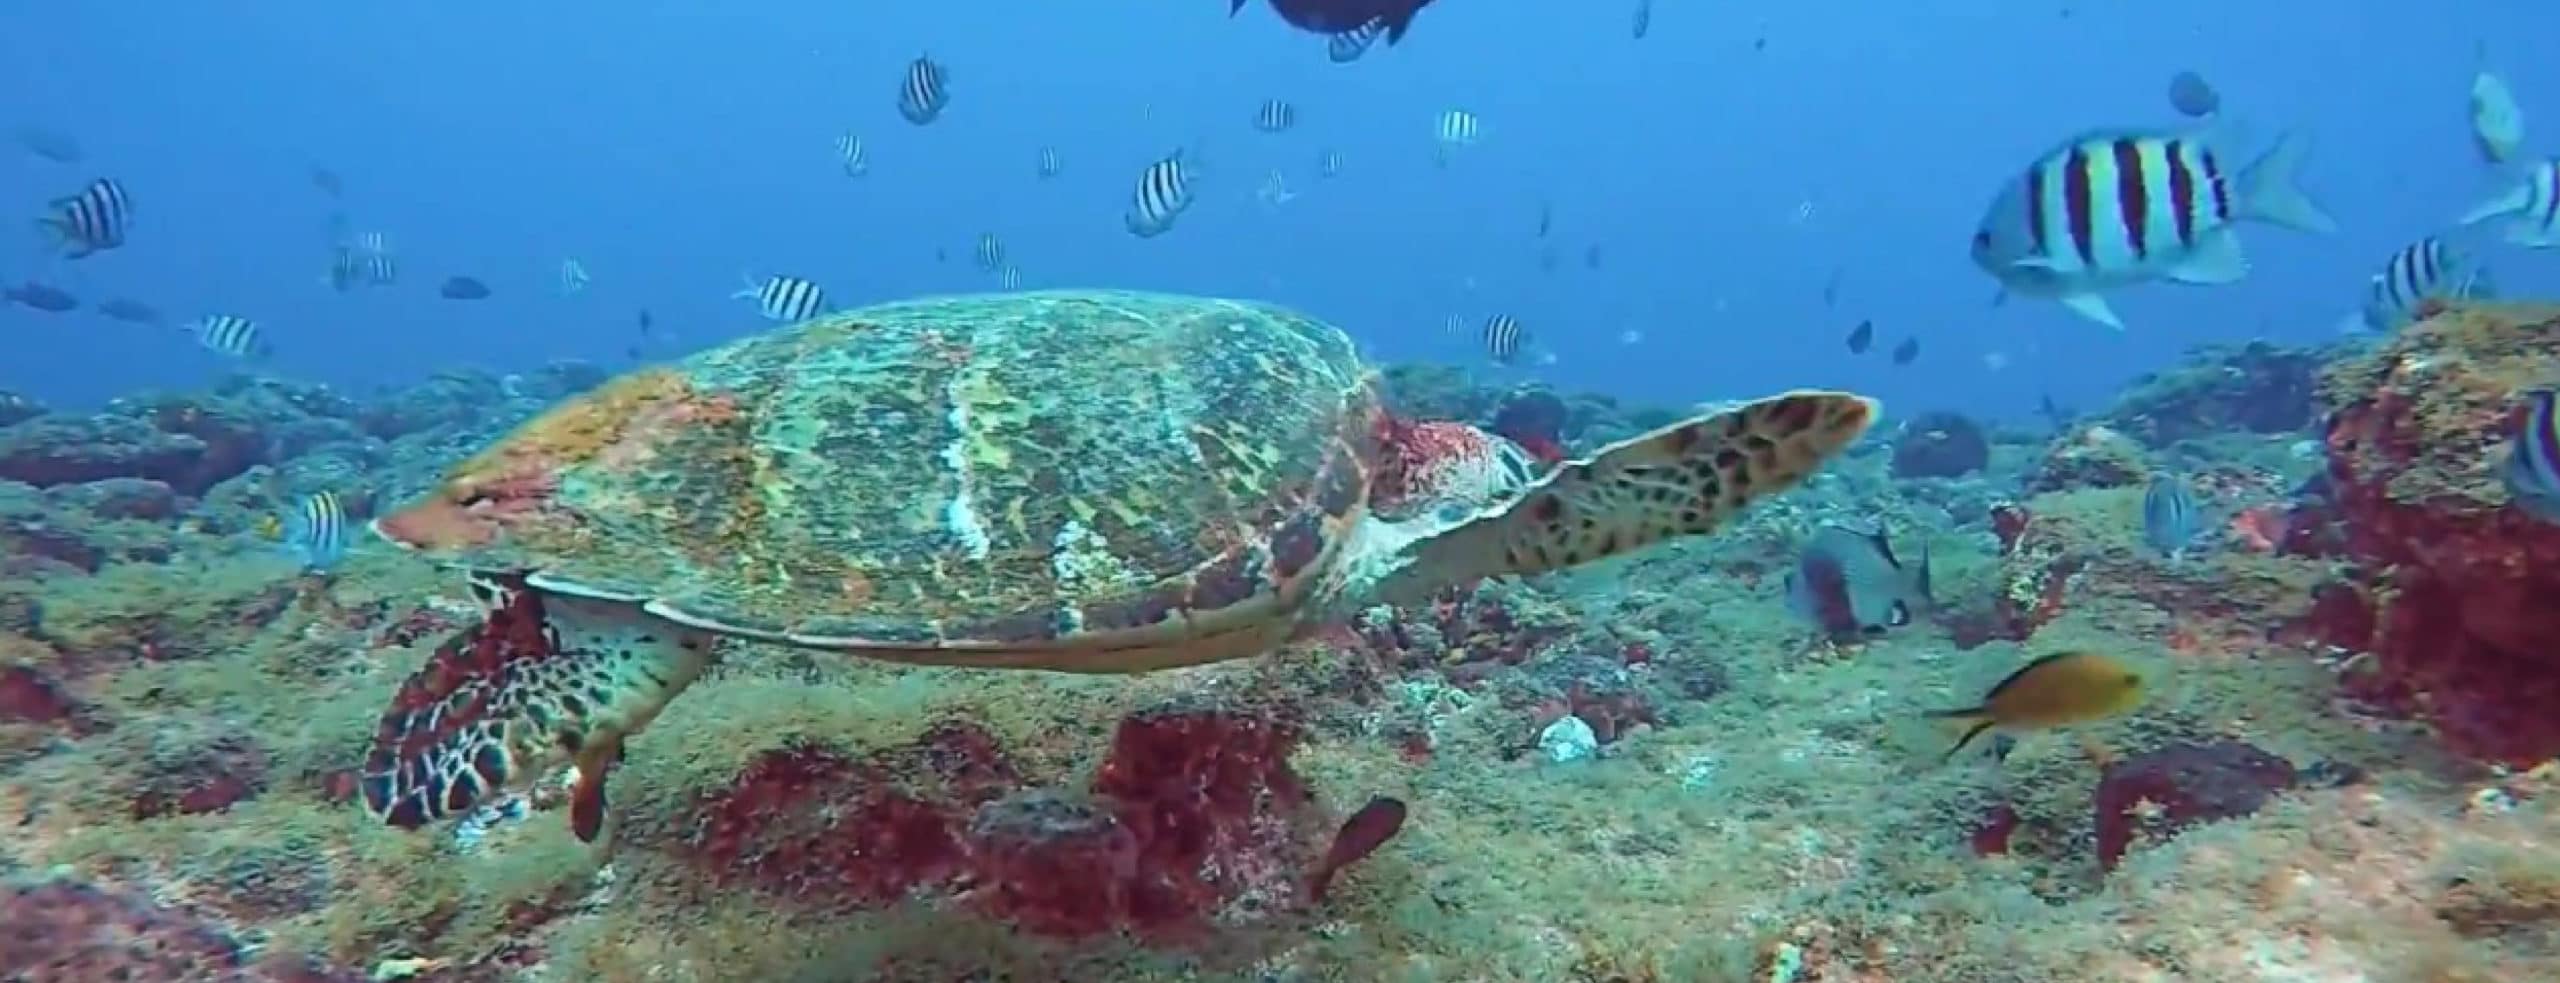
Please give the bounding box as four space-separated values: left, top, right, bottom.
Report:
97 298 163 325
439 276 491 300
1233 0 1441 45
2166 70 2219 118
3 281 77 312
1631 0 1651 39
1784 523 1933 640
311 166 344 197
1891 336 1919 365
1845 319 1872 354
1822 267 1843 307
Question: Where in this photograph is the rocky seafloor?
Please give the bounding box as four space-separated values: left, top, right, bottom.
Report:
4 306 2560 982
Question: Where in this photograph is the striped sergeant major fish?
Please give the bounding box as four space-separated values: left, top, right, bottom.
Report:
1432 109 1481 168
189 314 268 359
1434 109 1481 147
1254 99 1297 133
998 264 1022 290
1037 145 1062 179
2502 388 2560 526
560 257 591 295
2341 236 2494 333
974 233 1005 271
734 273 829 322
329 244 397 291
898 55 950 125
1481 313 1526 365
1125 150 1199 238
1970 129 2335 331
2455 158 2560 248
1328 19 1384 63
835 132 868 176
1319 148 1343 178
2140 472 2202 560
283 490 351 573
37 177 132 258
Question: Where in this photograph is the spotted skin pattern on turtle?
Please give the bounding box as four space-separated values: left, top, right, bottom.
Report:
359 574 713 842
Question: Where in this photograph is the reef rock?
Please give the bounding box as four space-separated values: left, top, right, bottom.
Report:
2313 303 2560 764
2023 423 2151 494
2099 339 2326 446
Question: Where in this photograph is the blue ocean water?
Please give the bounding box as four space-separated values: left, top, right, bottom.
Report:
1 0 2548 420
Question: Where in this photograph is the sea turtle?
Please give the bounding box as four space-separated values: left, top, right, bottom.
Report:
358 289 1876 841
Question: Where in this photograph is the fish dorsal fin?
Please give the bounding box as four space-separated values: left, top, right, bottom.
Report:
1861 526 1901 569
1983 651 2079 701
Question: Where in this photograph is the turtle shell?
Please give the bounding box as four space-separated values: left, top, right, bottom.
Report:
376 290 1381 669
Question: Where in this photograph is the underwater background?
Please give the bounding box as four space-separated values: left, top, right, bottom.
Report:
6 2 2560 981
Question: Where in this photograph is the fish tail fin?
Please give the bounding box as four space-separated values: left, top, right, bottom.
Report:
2235 133 2335 234
1924 709 1997 762
731 272 760 300
1228 0 1248 15
2457 179 2535 227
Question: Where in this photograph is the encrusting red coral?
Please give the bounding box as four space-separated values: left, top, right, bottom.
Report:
2312 303 2560 764
0 878 362 982
671 700 1319 941
2094 739 2298 871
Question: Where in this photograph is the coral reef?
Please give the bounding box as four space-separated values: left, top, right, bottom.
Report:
0 345 2549 982
2098 338 2328 446
2310 303 2560 765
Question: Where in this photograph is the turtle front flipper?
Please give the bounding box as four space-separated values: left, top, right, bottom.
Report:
1358 390 1877 604
359 574 715 843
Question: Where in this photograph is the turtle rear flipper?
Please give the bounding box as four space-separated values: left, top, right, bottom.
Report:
1363 390 1877 604
359 573 715 843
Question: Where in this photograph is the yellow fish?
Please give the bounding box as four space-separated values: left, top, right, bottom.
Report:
253 514 283 540
1928 651 2145 761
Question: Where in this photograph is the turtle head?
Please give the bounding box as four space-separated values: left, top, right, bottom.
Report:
1368 416 1536 523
